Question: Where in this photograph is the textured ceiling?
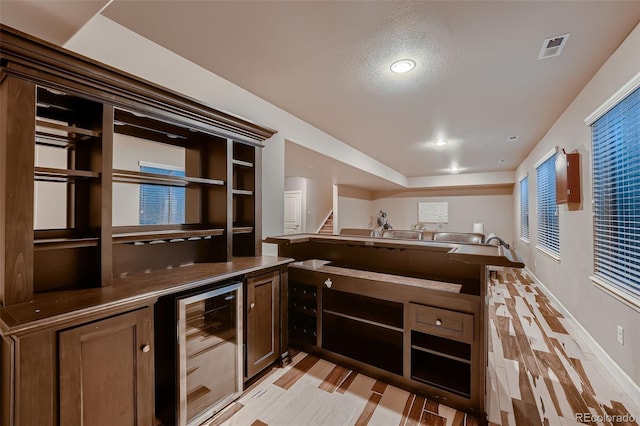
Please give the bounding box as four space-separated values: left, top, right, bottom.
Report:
100 1 640 179
1 1 639 188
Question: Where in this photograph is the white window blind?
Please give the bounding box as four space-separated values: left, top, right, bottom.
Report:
536 154 559 256
520 176 529 240
592 86 640 301
139 165 186 225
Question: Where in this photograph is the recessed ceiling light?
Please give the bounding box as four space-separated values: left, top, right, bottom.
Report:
390 59 416 74
435 140 448 146
498 159 507 164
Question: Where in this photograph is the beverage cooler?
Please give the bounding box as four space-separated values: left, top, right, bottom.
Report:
155 281 243 426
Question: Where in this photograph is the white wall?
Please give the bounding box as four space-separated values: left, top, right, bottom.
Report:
514 23 640 385
336 186 373 231
112 134 185 226
372 190 514 242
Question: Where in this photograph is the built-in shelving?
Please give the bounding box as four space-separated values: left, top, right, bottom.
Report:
113 228 225 245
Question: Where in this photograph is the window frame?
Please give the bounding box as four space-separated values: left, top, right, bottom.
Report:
138 161 186 226
586 75 640 308
519 174 530 243
535 148 560 261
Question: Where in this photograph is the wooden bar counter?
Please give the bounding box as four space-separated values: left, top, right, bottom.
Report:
265 233 524 422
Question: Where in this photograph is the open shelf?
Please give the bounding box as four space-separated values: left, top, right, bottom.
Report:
232 159 254 168
35 119 101 139
323 289 403 329
34 167 100 182
34 237 100 251
113 228 225 244
113 169 224 187
232 226 253 234
323 311 403 375
411 331 471 363
411 349 471 398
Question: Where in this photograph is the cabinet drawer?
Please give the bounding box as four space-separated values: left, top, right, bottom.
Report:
408 303 473 344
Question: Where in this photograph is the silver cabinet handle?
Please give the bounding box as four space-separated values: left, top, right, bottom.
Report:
435 319 442 326
141 344 151 353
324 278 332 288
250 302 255 309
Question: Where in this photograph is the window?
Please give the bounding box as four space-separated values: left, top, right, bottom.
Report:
139 164 186 225
591 86 640 302
520 176 529 241
536 151 559 257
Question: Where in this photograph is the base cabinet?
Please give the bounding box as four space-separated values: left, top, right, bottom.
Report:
287 260 484 414
59 308 155 426
245 270 281 379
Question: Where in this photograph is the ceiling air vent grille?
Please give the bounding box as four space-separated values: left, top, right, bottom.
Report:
538 33 570 60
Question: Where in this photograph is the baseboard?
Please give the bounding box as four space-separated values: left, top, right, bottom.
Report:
525 267 640 400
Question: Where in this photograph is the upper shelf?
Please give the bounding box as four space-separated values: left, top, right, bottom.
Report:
113 169 224 187
35 119 101 139
232 159 254 168
35 167 100 182
2 24 277 145
113 228 225 244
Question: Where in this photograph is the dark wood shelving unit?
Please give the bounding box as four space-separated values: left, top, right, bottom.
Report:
1 24 281 426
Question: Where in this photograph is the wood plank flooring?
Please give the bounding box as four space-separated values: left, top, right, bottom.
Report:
207 269 639 425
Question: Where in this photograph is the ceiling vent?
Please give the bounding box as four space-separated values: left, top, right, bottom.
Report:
538 33 570 59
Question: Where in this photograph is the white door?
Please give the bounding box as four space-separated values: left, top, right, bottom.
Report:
284 191 302 234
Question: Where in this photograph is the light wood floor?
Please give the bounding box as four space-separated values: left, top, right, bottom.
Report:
207 269 639 426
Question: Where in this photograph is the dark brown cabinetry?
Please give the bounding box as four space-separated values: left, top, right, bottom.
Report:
245 270 281 378
1 25 285 426
286 260 482 411
59 308 154 426
556 151 580 204
0 25 276 307
408 303 473 398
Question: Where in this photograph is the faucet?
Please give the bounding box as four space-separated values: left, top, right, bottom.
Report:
485 236 510 249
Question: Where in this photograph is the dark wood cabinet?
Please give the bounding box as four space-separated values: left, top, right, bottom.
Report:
59 308 154 426
556 151 580 204
245 270 281 378
0 25 286 426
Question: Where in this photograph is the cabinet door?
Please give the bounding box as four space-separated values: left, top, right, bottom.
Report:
59 308 154 426
246 270 280 378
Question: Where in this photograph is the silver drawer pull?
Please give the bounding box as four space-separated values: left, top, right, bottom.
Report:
141 344 151 353
435 319 443 326
250 302 255 309
324 278 332 288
